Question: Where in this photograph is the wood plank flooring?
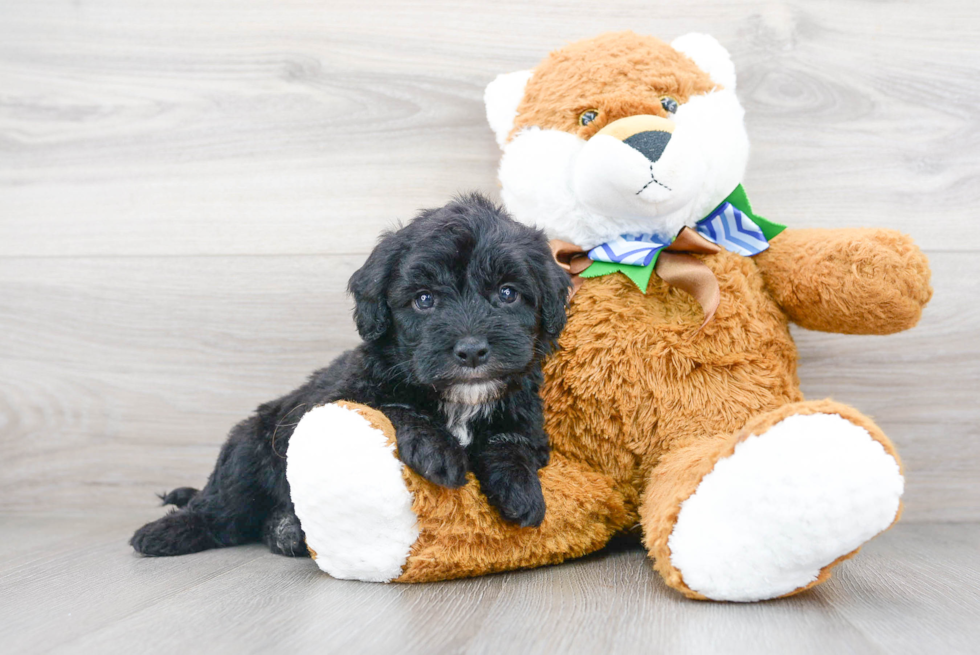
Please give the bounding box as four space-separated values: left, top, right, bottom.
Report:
0 517 977 654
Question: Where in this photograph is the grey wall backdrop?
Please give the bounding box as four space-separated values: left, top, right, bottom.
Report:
2 0 978 524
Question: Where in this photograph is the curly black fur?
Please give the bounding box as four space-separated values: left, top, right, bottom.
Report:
131 194 570 557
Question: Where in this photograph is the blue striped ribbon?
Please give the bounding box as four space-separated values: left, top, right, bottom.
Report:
587 202 771 265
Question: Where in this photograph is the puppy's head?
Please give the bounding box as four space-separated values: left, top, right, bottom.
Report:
348 193 570 403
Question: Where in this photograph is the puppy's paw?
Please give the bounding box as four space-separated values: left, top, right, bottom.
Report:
263 509 309 558
482 466 546 528
398 428 469 489
424 447 470 489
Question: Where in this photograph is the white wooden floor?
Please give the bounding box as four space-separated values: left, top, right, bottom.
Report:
2 0 979 653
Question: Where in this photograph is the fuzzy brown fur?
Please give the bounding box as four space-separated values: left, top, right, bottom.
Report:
755 228 932 334
395 453 630 583
512 31 717 140
327 402 630 583
320 33 932 599
339 231 929 593
639 398 904 599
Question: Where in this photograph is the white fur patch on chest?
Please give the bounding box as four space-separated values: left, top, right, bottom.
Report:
440 397 496 447
442 380 504 405
440 381 503 446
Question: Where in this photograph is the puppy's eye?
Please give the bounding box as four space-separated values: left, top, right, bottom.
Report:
414 291 435 310
660 96 678 115
579 109 599 127
498 285 518 304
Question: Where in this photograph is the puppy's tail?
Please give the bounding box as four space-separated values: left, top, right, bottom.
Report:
157 487 199 508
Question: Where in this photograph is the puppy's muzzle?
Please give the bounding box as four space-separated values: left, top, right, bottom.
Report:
597 115 675 163
454 336 490 368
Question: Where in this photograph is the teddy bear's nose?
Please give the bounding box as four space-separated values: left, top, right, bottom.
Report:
596 114 675 163
623 130 672 163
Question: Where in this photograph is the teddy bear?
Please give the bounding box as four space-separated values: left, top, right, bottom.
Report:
285 31 932 601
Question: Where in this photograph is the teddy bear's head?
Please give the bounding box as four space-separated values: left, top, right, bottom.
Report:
485 31 749 249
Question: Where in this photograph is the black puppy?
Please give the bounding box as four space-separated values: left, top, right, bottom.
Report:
131 194 570 557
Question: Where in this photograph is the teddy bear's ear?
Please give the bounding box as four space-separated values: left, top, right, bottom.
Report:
484 70 533 148
670 33 736 90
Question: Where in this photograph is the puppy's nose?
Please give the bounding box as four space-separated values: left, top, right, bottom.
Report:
454 337 490 368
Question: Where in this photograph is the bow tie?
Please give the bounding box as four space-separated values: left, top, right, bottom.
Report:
550 185 785 327
589 201 772 266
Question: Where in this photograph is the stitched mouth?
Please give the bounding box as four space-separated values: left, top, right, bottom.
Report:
636 164 672 195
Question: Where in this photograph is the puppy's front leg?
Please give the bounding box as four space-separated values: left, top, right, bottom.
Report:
382 405 469 489
473 434 547 528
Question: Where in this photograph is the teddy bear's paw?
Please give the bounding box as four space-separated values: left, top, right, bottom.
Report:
285 403 420 582
667 412 903 602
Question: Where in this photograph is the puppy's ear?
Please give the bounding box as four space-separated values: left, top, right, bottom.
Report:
535 243 572 346
347 232 400 342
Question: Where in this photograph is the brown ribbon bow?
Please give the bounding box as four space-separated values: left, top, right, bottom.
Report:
550 227 723 327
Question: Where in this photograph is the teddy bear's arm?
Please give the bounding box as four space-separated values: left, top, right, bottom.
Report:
753 227 932 334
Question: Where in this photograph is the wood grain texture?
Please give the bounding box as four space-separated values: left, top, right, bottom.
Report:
0 252 976 520
0 517 977 654
3 3 979 652
1 0 978 257
0 0 978 551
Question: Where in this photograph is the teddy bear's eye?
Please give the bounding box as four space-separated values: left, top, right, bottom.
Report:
661 96 679 115
579 109 599 127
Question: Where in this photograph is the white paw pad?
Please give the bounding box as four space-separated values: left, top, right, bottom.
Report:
286 404 419 582
668 413 903 601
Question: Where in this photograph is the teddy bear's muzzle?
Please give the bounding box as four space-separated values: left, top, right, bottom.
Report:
597 114 675 163
573 116 705 225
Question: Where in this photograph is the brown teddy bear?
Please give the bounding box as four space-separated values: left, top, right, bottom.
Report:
286 31 932 601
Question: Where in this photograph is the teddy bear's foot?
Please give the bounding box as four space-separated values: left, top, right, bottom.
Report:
286 403 633 584
286 402 420 582
643 400 904 602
